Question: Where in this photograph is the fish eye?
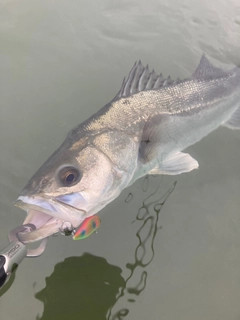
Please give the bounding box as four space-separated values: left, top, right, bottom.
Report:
57 166 81 187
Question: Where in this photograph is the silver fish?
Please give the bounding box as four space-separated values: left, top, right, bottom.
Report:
15 55 240 242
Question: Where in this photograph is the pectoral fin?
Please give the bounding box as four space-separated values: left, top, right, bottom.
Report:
222 107 240 129
149 152 199 175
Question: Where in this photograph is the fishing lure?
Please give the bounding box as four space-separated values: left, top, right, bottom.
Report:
73 215 101 240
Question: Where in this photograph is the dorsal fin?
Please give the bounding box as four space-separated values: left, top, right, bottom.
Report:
191 54 228 80
113 61 176 101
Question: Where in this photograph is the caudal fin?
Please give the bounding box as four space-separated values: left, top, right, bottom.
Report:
223 106 240 129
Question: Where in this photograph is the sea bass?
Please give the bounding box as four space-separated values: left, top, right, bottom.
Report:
15 55 240 243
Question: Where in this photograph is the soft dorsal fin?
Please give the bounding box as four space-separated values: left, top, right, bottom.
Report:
113 61 176 100
113 56 229 101
191 54 228 80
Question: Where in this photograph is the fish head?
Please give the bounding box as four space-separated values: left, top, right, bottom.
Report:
15 136 115 243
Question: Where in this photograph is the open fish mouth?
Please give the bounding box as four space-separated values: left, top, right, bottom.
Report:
14 195 87 243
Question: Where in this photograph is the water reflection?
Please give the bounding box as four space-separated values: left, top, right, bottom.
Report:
107 177 176 319
35 177 176 320
35 254 125 320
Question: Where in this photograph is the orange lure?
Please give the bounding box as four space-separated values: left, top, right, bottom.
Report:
73 215 101 240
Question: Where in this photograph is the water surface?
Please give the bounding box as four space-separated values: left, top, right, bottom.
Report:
0 0 240 319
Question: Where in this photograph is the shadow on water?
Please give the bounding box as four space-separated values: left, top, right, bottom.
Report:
35 177 176 320
35 254 125 320
0 268 16 298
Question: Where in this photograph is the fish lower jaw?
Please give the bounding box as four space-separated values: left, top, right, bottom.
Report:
14 196 85 243
20 213 64 243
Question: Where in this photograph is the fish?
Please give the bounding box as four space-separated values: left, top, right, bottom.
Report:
15 55 240 243
73 215 101 240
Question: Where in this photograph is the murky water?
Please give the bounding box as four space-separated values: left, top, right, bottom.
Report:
0 0 240 319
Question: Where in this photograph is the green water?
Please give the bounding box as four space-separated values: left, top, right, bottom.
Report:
0 0 240 319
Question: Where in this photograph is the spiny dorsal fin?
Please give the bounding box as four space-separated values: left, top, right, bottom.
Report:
113 61 177 100
191 54 228 80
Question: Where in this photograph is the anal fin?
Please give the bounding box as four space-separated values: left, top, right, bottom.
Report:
222 107 240 130
149 152 199 175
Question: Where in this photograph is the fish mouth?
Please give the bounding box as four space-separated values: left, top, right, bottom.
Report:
14 195 87 243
